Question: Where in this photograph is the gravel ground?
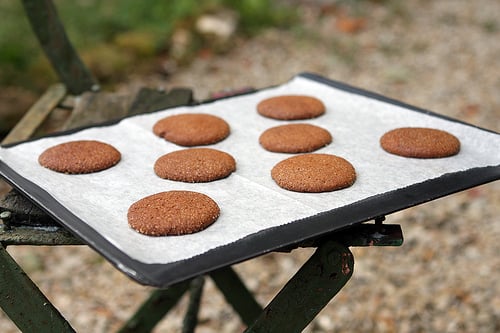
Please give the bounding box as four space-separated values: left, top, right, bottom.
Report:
1 0 499 332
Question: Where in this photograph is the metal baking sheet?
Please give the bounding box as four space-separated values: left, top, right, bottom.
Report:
1 73 499 287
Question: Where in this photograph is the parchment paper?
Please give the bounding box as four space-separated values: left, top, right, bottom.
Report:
1 76 499 265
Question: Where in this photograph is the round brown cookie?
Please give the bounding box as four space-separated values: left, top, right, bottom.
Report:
127 191 220 236
154 148 236 182
271 154 356 193
153 113 230 146
380 127 460 158
38 140 121 174
259 123 332 153
257 95 326 120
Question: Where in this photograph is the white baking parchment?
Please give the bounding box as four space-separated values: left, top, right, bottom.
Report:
1 75 499 266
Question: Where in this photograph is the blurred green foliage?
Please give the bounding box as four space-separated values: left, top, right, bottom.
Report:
0 0 296 89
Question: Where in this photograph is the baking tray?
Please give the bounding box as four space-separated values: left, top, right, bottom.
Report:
1 73 499 287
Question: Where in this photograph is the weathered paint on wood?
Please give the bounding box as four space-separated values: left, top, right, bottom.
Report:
1 84 66 145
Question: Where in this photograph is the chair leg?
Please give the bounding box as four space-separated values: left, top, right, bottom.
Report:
210 266 263 326
182 276 205 333
244 241 354 333
117 280 191 333
0 243 75 333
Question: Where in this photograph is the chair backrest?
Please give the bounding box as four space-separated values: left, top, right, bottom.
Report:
21 0 98 95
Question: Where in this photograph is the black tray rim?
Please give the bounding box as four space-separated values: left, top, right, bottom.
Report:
1 72 499 287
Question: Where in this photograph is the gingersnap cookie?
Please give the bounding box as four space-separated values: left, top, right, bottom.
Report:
154 148 236 182
38 140 121 174
259 123 332 153
153 113 230 146
380 127 460 158
128 191 220 236
271 154 356 193
257 95 326 120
